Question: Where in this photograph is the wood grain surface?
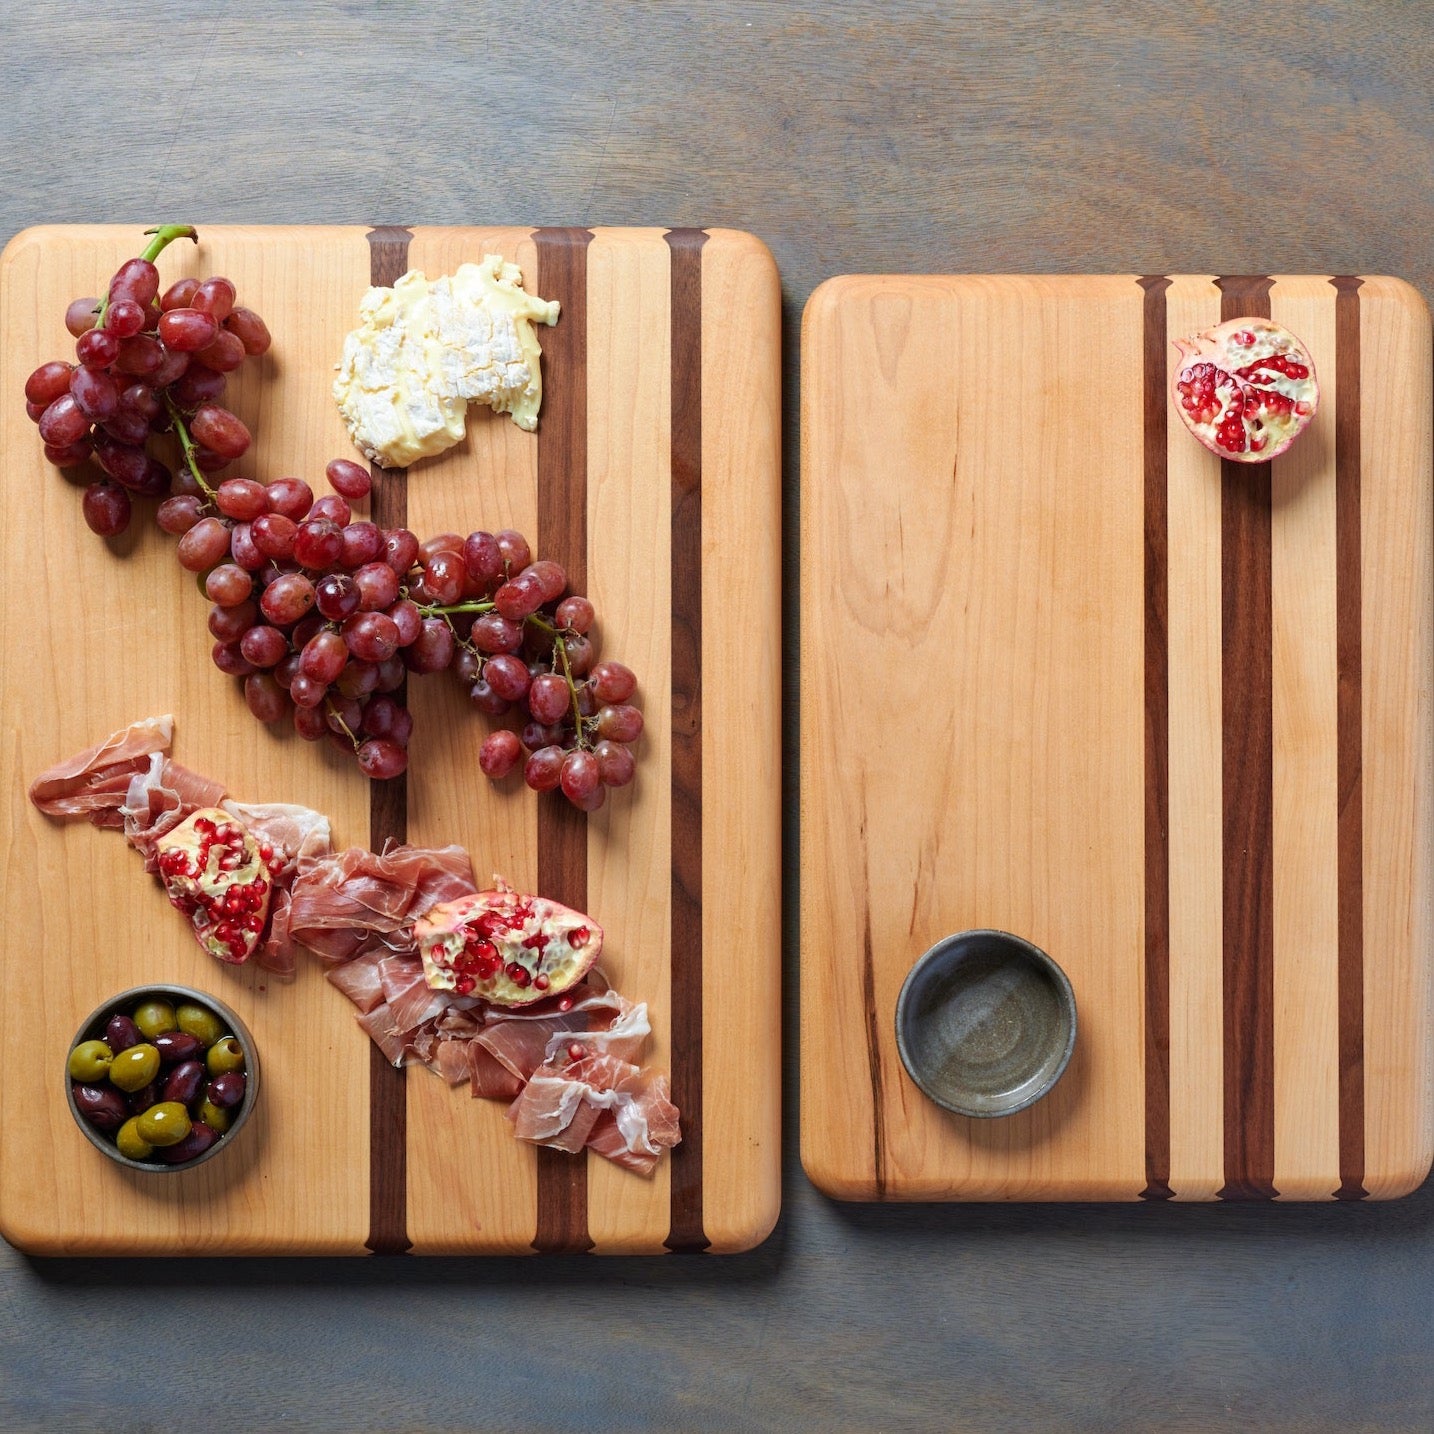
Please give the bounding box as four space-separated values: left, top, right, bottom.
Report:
800 274 1432 1202
2 2 1434 1432
0 224 781 1257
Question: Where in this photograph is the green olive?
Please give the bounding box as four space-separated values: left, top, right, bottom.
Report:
135 1101 191 1148
175 1002 224 1048
197 1098 230 1134
132 999 178 1040
205 1036 245 1076
109 1042 161 1092
67 1039 114 1082
115 1117 155 1161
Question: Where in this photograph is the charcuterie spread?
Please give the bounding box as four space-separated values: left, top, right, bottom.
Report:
19 222 685 1185
31 717 680 1176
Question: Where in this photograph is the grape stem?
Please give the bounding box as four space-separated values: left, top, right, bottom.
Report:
161 393 218 506
95 224 198 329
552 631 590 750
417 599 494 617
324 699 360 751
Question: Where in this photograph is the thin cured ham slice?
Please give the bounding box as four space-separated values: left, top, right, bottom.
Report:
469 1044 525 1101
431 1039 473 1087
356 1002 408 1066
379 953 451 1031
507 1049 681 1176
327 950 386 1013
473 985 629 1083
30 719 327 977
29 714 174 825
124 756 228 866
287 844 476 963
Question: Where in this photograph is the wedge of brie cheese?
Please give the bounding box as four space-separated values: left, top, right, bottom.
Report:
333 256 560 469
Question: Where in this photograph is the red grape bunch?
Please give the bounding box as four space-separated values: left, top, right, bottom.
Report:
197 483 644 799
22 223 271 538
421 528 645 811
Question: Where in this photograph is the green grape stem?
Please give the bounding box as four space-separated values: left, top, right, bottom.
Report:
552 630 590 750
95 224 198 328
162 393 218 505
417 599 495 618
324 699 360 751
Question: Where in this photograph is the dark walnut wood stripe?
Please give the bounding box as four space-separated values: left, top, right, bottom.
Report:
532 227 595 1254
364 224 413 1256
1332 275 1367 1201
860 907 887 1201
1138 275 1173 1201
665 227 710 1251
1215 275 1278 1201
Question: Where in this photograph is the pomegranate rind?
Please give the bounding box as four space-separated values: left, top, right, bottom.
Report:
1171 317 1319 463
154 806 274 964
414 881 602 1008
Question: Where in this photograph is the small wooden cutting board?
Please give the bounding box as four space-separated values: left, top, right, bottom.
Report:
800 273 1432 1202
0 224 780 1254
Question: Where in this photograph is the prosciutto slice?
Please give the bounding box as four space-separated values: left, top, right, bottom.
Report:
287 843 476 963
508 1050 681 1177
123 755 228 866
30 719 327 978
29 715 174 825
472 984 630 1083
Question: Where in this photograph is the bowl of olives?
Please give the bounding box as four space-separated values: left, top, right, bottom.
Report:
64 985 260 1173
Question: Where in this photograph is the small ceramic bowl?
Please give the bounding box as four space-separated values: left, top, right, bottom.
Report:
65 983 260 1174
895 930 1077 1118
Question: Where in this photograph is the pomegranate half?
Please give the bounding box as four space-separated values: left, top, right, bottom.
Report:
154 807 276 964
414 879 602 1007
1172 317 1319 462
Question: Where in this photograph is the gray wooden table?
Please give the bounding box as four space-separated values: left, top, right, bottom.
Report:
2 3 1430 1430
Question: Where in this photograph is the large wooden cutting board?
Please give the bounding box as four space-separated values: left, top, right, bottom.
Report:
0 224 780 1254
800 274 1432 1201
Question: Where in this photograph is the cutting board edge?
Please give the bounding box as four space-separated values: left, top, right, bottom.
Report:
0 222 782 1256
798 270 1434 1204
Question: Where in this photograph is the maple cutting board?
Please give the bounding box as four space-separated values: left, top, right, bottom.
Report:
0 224 780 1254
800 274 1433 1201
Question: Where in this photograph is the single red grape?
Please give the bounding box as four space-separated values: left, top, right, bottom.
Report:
190 404 251 460
25 361 74 405
82 482 131 537
244 674 290 724
523 745 564 792
357 739 407 780
325 458 371 501
479 730 523 779
224 307 271 356
176 517 232 572
65 297 100 336
158 307 219 353
191 277 236 322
